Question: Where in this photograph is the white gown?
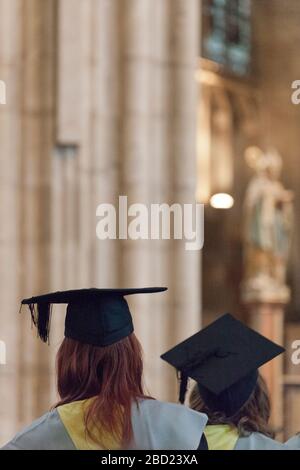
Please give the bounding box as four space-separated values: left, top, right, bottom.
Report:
1 399 208 450
235 433 291 450
285 434 300 449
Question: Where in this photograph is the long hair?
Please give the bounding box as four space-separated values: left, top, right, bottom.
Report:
189 373 275 438
55 333 148 447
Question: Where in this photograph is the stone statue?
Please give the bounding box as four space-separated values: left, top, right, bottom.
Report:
241 146 294 303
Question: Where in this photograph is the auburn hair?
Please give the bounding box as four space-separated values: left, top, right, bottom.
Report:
189 373 275 438
55 333 148 448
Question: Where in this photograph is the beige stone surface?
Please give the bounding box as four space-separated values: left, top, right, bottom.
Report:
0 0 201 445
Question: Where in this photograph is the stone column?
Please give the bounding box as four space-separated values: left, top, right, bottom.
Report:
49 0 94 401
0 0 202 445
169 0 201 342
247 302 285 434
90 0 122 287
0 0 22 443
120 0 201 401
18 0 56 424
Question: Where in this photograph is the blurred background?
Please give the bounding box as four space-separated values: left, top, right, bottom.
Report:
0 0 300 446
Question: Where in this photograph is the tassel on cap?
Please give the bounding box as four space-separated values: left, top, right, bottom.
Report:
20 287 167 347
161 313 285 416
27 302 52 344
179 371 188 404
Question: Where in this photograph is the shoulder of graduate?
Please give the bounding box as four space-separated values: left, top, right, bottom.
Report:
236 432 292 450
1 409 75 450
285 433 300 449
1 398 208 451
130 398 208 450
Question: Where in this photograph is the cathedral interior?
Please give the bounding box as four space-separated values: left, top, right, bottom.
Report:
0 0 300 446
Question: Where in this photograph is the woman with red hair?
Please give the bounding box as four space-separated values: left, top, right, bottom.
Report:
2 288 207 450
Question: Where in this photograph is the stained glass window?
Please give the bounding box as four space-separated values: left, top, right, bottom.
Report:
202 0 251 76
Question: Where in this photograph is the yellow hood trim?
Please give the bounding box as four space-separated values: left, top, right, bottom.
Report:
204 424 239 450
57 398 121 450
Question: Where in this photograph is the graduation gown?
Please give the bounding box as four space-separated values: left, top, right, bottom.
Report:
234 433 290 450
1 398 207 450
204 425 290 450
285 434 300 449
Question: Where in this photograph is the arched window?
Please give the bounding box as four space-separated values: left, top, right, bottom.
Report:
202 0 251 76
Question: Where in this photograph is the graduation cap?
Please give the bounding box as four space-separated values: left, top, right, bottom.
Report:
21 287 167 347
161 313 285 417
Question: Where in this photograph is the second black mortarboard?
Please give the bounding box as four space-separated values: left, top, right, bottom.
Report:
21 287 167 347
161 313 285 416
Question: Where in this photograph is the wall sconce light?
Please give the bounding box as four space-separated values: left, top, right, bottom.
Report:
196 85 235 207
209 90 234 209
210 192 234 209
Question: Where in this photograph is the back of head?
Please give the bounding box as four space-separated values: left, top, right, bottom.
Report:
190 373 274 438
20 287 167 448
55 333 147 448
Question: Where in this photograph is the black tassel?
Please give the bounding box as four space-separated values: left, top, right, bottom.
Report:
37 302 52 343
28 303 37 326
27 302 52 344
179 372 188 404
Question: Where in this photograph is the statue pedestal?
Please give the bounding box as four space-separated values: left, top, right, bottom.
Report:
245 301 285 436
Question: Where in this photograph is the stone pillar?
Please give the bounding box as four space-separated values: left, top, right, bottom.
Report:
167 0 201 399
18 0 56 424
246 302 285 434
0 0 202 444
120 0 201 400
119 0 163 398
0 0 22 443
90 0 121 287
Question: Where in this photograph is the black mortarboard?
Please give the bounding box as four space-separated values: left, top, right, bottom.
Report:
161 313 285 416
21 287 167 346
